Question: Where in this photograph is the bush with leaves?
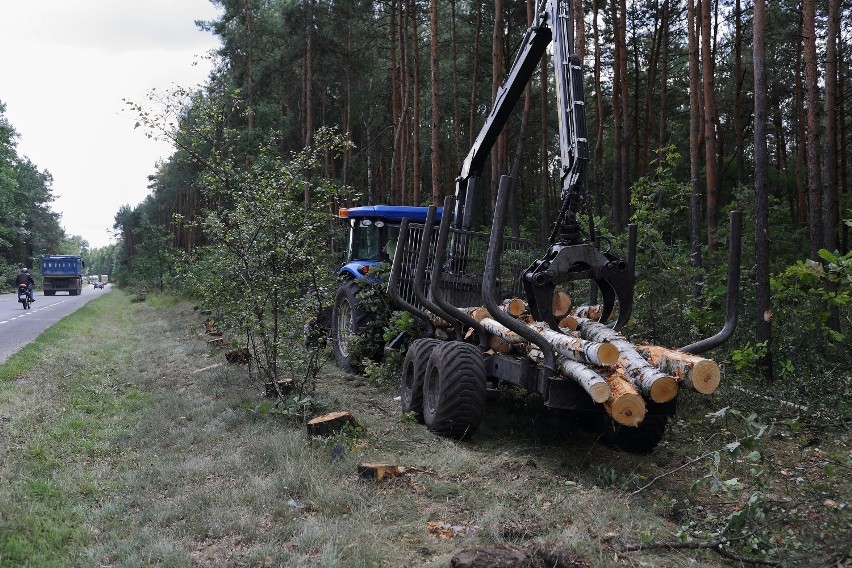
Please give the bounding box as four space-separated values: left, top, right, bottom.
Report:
184 127 353 403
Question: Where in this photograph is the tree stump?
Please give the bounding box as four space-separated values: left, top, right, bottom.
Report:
306 411 357 436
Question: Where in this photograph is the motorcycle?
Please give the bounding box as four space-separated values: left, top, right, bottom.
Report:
17 284 32 310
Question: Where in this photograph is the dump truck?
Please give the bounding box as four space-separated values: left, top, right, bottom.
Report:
41 255 85 296
331 0 742 452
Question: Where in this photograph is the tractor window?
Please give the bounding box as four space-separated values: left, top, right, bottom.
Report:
351 220 382 261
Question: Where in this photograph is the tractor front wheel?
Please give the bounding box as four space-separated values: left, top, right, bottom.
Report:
330 279 374 372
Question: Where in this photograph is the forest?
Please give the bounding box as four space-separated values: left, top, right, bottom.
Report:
108 0 850 394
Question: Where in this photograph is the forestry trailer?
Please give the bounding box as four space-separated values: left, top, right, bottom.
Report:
331 0 742 452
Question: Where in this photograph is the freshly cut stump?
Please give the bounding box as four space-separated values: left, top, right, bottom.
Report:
306 411 357 437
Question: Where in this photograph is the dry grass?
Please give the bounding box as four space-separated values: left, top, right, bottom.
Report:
1 291 848 567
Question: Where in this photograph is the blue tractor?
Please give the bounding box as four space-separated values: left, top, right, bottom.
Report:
331 205 441 371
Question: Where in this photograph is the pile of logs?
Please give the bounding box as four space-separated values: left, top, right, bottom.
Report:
434 293 721 427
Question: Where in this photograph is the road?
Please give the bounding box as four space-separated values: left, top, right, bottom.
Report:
0 284 111 364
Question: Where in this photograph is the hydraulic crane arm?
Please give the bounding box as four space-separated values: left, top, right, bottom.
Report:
453 0 633 330
453 0 587 236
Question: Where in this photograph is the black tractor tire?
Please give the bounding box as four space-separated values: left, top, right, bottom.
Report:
331 279 375 372
400 338 443 419
423 341 486 440
600 413 668 454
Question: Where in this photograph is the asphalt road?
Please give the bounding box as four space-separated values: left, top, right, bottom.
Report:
0 284 111 364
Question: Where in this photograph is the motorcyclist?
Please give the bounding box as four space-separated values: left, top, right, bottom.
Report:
15 268 35 302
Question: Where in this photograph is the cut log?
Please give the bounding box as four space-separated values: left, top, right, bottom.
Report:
599 368 647 426
556 357 611 403
488 335 514 353
480 318 526 344
572 304 602 320
357 462 401 480
529 322 619 366
636 345 721 395
552 291 573 318
576 319 678 403
307 411 357 437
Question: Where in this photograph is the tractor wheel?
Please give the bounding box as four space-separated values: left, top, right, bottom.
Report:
423 341 486 440
600 412 668 454
400 338 443 419
331 279 375 372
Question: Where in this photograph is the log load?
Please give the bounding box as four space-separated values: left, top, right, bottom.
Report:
410 298 722 429
575 319 678 403
636 345 721 394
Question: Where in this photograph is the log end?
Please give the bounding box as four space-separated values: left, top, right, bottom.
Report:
606 393 647 426
506 298 527 317
690 360 722 394
597 342 620 366
558 315 578 331
552 290 573 319
588 381 612 404
649 375 679 403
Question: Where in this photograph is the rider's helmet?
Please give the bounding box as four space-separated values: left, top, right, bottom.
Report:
22 268 28 273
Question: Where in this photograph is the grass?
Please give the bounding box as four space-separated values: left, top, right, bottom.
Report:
0 290 848 567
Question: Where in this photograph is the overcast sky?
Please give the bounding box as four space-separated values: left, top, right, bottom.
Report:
0 0 222 249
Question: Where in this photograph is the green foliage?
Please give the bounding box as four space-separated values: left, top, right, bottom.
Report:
0 103 67 284
624 148 700 346
182 127 352 401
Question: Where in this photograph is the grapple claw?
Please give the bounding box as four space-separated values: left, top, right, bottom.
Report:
523 242 633 331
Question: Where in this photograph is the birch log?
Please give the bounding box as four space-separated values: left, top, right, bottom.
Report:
558 315 578 331
556 357 611 403
636 345 721 395
501 298 527 317
599 368 647 426
576 319 678 403
572 304 602 320
481 318 618 367
528 322 619 366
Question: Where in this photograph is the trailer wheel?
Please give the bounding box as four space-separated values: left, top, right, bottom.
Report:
423 341 486 440
400 338 442 419
600 413 668 454
331 279 374 372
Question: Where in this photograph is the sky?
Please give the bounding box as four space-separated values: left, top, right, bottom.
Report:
0 0 222 249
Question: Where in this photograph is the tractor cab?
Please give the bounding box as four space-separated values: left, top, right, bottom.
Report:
338 205 442 279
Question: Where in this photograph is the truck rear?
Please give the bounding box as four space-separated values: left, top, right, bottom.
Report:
41 255 85 296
